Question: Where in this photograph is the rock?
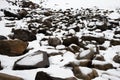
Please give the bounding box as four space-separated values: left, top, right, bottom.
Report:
78 49 95 60
0 40 28 56
113 54 120 63
17 9 28 19
0 73 23 80
48 37 61 47
13 50 49 70
0 35 7 40
0 61 3 70
110 40 120 46
5 22 15 27
35 71 65 80
81 36 105 44
63 36 79 46
67 44 80 53
72 66 98 80
20 1 39 9
4 10 18 18
65 77 77 80
12 29 36 41
79 59 92 67
92 60 113 70
93 54 105 61
0 17 2 21
4 9 28 20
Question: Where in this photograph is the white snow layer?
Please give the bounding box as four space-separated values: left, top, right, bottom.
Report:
17 53 43 66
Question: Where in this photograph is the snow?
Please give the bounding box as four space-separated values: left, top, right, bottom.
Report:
17 53 43 66
41 0 120 10
108 12 120 19
0 0 120 80
80 50 91 57
79 67 92 75
92 60 110 65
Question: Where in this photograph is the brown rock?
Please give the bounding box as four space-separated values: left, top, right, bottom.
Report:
113 54 120 63
0 35 7 40
79 59 92 67
0 40 28 56
0 73 23 80
110 40 120 46
13 50 49 70
65 77 77 80
93 54 105 61
12 29 36 41
81 36 105 44
48 37 61 47
92 60 113 70
35 71 65 80
0 61 3 70
79 49 95 60
72 66 98 80
63 36 79 46
17 9 28 19
67 44 80 53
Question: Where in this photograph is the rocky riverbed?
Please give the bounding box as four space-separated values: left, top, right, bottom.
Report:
0 0 120 80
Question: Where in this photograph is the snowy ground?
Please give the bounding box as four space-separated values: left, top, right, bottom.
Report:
0 0 120 80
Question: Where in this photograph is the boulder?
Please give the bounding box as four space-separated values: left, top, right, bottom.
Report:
35 71 65 80
78 49 95 60
110 40 120 46
81 36 105 44
0 61 3 70
0 73 23 80
92 60 113 70
48 37 61 47
0 40 28 56
17 9 28 19
12 29 36 41
79 59 92 67
63 36 79 46
4 10 18 18
20 1 39 9
0 35 7 40
65 77 77 80
13 50 49 70
67 44 80 53
72 66 98 80
93 54 105 61
4 9 28 19
113 54 120 63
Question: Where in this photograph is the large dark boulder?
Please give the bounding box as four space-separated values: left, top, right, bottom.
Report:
11 29 36 41
0 73 23 80
77 49 95 60
48 37 61 47
72 66 98 80
13 50 49 70
0 61 3 70
0 35 7 40
4 10 18 18
35 71 65 80
0 40 28 56
81 36 105 44
110 40 120 46
17 9 28 19
92 60 113 70
4 9 28 19
63 36 79 46
113 54 120 63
